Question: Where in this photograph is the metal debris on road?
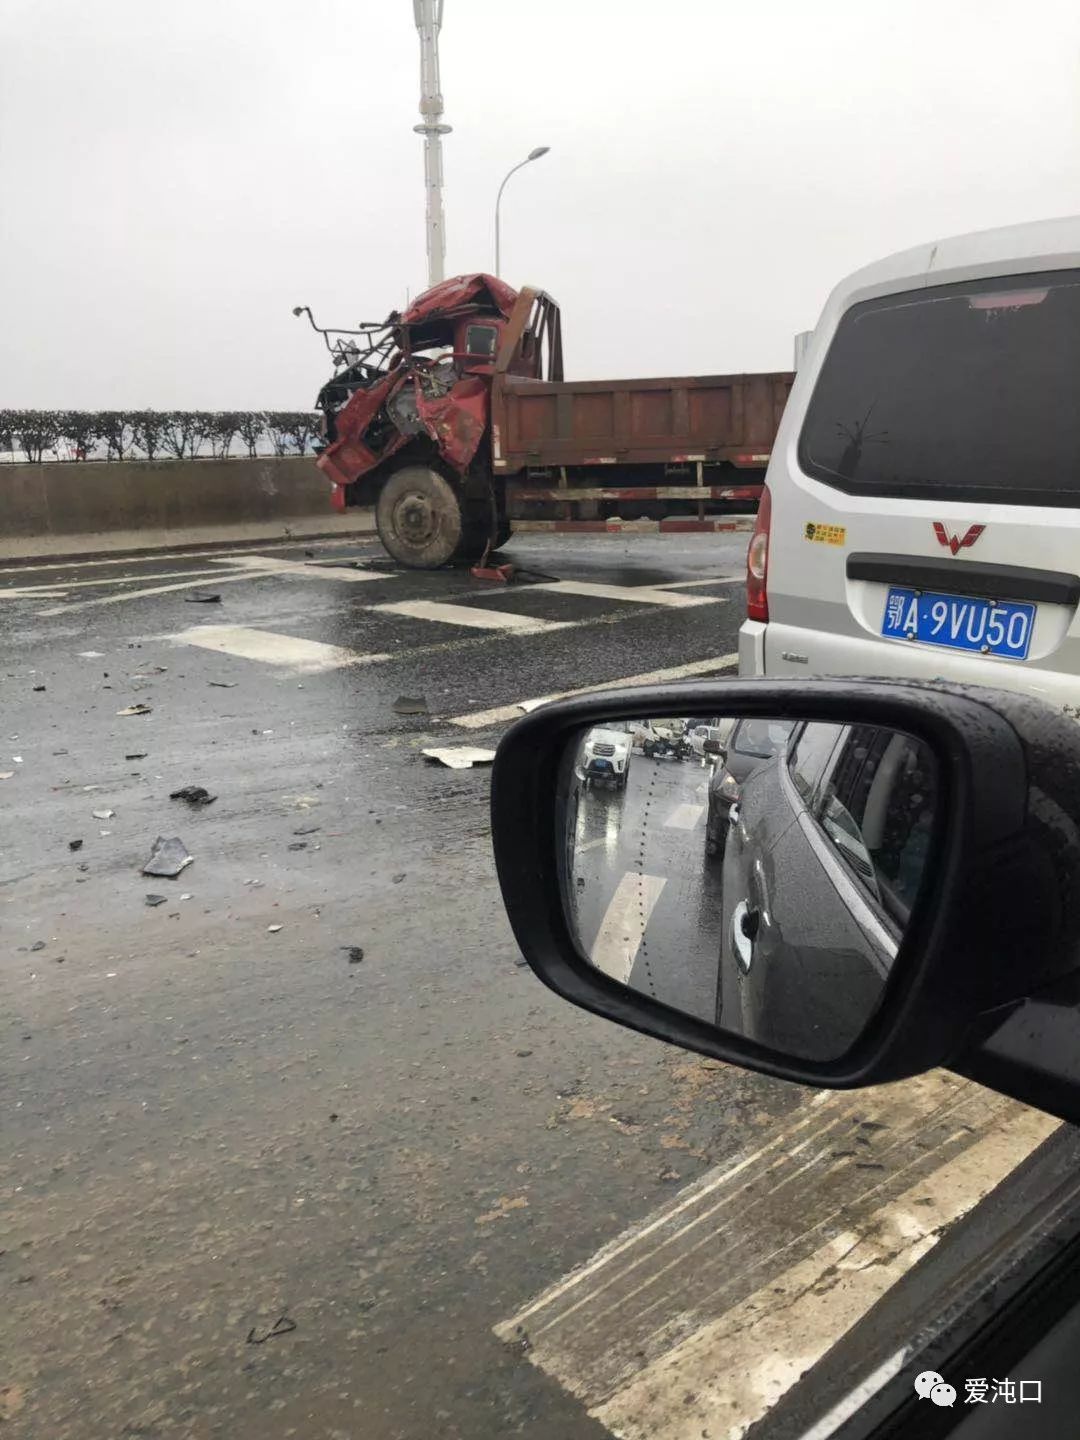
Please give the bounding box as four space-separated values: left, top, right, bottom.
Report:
30 941 45 952
184 592 222 604
0 772 13 781
267 924 283 933
392 873 406 883
169 785 217 807
125 752 148 761
145 894 168 908
142 835 193 878
78 651 105 658
246 1315 296 1345
117 704 152 717
287 842 307 851
344 946 364 964
91 809 115 820
422 746 496 769
393 695 429 715
68 839 83 851
208 681 237 688
32 685 45 692
293 825 321 836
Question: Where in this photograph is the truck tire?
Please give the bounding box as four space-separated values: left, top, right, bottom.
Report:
376 464 485 569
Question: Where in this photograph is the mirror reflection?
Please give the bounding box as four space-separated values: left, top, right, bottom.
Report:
562 714 939 1062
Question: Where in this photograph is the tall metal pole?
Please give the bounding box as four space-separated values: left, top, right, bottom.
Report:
413 0 451 289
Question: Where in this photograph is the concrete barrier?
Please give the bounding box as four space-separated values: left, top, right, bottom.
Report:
0 457 375 560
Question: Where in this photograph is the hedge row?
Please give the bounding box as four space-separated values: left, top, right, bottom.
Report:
0 410 322 463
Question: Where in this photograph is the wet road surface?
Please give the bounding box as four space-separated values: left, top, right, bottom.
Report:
0 532 1055 1439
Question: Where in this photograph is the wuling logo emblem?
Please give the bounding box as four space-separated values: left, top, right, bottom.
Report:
933 522 985 556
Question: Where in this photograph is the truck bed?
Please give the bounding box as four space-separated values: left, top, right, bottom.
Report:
491 371 793 474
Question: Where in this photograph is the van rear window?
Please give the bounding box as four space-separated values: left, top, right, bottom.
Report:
799 269 1080 506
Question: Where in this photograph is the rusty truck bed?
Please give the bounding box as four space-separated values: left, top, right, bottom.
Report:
491 371 794 474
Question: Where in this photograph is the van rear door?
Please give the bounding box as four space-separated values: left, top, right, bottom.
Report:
763 267 1080 700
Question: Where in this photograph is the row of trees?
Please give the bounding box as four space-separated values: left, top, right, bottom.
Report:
0 410 322 463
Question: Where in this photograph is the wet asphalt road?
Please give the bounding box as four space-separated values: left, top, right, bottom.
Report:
0 531 811 1439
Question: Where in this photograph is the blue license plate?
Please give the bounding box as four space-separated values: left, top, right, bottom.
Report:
589 758 612 772
881 587 1035 660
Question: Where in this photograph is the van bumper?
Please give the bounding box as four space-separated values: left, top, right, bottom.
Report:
741 620 1080 708
738 620 767 677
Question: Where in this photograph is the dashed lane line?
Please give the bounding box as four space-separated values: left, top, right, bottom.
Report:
447 654 740 730
467 579 726 609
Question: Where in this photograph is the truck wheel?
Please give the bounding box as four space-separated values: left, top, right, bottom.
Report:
376 465 482 569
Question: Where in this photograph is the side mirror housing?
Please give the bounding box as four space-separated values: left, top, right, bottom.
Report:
491 678 1080 1121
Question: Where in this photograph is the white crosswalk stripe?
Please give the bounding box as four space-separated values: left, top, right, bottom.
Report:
524 579 724 608
369 598 572 634
171 625 390 673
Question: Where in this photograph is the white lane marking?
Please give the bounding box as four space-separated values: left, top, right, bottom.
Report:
1 587 69 599
36 571 256 616
448 654 739 729
526 580 723 608
208 555 387 582
170 625 390 674
6 567 231 596
594 1106 1058 1440
577 836 611 855
371 599 571 634
665 803 704 830
659 575 743 589
0 534 371 578
590 872 667 983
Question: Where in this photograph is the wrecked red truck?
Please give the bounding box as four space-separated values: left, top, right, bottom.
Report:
303 273 793 569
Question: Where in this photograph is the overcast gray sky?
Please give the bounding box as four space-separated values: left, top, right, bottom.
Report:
2 0 1078 410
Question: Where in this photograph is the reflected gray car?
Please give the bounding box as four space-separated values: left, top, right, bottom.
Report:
705 718 795 859
717 721 937 1060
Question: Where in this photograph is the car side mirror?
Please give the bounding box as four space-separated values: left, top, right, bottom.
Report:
703 738 725 758
491 678 1080 1121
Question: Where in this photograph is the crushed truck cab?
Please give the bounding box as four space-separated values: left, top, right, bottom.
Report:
307 273 791 569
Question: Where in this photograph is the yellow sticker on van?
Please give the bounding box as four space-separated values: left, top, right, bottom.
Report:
804 522 846 546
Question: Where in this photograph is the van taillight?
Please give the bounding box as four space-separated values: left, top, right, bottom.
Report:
745 485 771 622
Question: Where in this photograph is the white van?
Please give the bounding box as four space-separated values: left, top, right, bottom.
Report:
739 215 1080 706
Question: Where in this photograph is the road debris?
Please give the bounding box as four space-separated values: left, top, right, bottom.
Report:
32 685 45 692
142 835 193 878
209 681 237 688
267 924 283 934
344 946 364 964
287 842 307 851
293 824 321 836
125 752 148 761
68 839 83 851
145 894 168 908
393 695 429 715
30 941 45 953
392 873 406 884
246 1315 296 1344
91 809 115 820
184 592 222 604
0 772 12 781
117 704 152 717
78 651 104 658
169 785 216 807
422 746 496 769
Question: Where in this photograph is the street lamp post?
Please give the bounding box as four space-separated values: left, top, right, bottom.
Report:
494 146 550 278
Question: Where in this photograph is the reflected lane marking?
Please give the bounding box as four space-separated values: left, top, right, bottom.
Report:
371 599 571 634
170 625 390 673
448 654 739 729
665 803 704 830
590 872 667 984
